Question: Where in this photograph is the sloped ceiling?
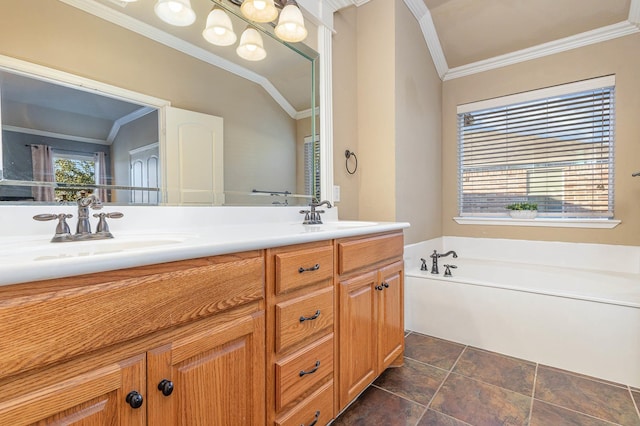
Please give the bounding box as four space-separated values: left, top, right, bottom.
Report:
403 0 640 80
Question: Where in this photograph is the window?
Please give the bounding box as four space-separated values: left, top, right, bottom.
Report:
53 152 95 202
304 136 321 202
457 76 615 219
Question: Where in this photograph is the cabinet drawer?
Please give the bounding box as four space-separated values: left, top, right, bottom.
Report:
275 334 334 411
275 286 334 353
275 245 333 294
275 380 334 426
0 252 264 378
337 232 403 275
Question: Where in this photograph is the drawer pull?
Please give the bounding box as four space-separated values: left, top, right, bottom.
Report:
299 310 321 322
299 360 321 377
301 410 321 426
298 264 320 273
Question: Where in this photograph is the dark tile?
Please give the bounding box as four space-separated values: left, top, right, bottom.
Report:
404 333 465 370
333 386 425 426
633 390 640 412
417 409 472 426
452 347 535 396
530 400 616 426
539 364 627 388
430 373 531 426
374 357 448 405
535 366 640 426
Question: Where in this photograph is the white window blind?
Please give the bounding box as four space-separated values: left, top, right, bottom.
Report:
457 76 615 218
304 136 320 201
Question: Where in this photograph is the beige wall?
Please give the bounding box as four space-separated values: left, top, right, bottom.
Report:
332 0 442 243
1 0 299 205
394 0 443 244
356 0 397 222
332 6 360 220
442 33 640 246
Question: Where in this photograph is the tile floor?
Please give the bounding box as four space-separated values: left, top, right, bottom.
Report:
333 332 640 426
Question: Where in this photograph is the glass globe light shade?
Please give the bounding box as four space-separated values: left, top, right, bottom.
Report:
203 8 237 46
236 27 267 61
154 0 196 27
274 1 307 43
240 0 278 23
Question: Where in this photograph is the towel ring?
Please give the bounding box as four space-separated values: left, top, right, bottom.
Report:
345 150 358 175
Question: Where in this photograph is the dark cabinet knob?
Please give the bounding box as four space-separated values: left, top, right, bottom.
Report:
158 379 174 396
375 285 383 291
126 391 144 409
383 282 389 288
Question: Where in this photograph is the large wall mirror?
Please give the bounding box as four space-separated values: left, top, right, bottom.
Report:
0 0 320 207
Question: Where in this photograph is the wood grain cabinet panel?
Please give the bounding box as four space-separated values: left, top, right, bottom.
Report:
275 380 334 426
336 232 405 413
275 286 334 353
147 311 265 426
275 334 334 412
337 233 403 275
0 354 146 426
275 245 333 295
0 251 266 426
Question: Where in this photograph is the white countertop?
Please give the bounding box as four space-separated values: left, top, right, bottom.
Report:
0 206 409 286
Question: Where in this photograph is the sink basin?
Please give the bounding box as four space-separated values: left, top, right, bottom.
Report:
0 232 195 263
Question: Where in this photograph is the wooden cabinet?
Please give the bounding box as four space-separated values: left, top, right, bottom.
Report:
0 251 265 426
147 310 264 425
266 241 335 426
336 232 405 411
0 354 146 425
0 229 405 425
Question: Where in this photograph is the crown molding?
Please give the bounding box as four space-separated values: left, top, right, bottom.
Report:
3 125 109 146
630 0 640 25
403 0 448 79
444 20 639 81
57 0 298 118
107 106 156 144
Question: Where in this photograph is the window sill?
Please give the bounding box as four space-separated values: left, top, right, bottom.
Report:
453 217 621 229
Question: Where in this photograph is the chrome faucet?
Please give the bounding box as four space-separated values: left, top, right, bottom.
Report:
430 250 458 275
300 200 333 225
75 191 103 237
33 191 123 242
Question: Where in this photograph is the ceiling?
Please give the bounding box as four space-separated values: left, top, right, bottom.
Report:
82 0 318 115
405 0 640 79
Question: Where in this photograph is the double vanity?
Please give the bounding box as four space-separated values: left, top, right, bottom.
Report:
0 206 408 425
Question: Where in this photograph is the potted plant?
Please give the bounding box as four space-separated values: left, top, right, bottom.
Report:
506 202 538 219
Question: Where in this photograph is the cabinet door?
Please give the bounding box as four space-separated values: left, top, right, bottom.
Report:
0 355 146 426
147 311 265 426
377 261 405 372
338 271 378 410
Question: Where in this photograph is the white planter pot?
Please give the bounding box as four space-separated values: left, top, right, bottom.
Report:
509 210 538 219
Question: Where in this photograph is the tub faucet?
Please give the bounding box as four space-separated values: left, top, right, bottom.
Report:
430 250 458 275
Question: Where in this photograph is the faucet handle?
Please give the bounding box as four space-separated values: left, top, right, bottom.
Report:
443 264 457 277
93 211 123 237
33 213 73 242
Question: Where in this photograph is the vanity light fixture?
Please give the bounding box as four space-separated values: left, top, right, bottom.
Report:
154 0 196 27
202 7 237 46
274 0 307 42
236 26 267 61
240 0 278 23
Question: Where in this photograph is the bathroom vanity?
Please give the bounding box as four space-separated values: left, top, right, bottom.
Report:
0 209 407 425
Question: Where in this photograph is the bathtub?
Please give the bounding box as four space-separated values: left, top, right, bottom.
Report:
404 237 640 388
